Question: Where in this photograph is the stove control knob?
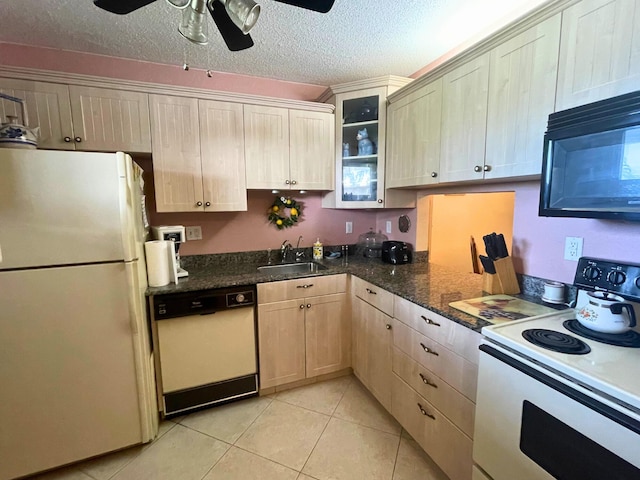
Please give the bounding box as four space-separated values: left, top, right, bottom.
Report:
235 293 246 304
583 265 601 281
636 277 640 289
607 271 626 286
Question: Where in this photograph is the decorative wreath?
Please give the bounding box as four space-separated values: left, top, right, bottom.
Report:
268 196 303 229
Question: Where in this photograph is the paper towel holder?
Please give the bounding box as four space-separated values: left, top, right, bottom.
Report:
151 226 189 278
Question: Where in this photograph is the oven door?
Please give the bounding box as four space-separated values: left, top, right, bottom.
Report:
473 343 640 480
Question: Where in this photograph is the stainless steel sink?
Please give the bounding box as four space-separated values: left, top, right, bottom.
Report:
257 262 327 275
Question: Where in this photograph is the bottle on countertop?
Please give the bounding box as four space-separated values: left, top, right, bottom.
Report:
313 238 323 260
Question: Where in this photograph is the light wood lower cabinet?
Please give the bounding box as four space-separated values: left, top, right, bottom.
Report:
392 374 473 480
257 275 348 389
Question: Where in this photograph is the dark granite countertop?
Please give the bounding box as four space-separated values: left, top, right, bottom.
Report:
147 252 566 333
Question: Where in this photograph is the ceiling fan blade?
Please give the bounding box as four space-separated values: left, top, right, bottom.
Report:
93 0 157 15
273 0 335 13
208 1 254 51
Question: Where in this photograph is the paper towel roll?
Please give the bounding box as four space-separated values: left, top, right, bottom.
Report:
145 240 171 287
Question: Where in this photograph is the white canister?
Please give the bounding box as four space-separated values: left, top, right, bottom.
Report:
542 281 565 304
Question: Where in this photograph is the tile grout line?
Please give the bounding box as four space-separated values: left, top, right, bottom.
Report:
390 427 404 480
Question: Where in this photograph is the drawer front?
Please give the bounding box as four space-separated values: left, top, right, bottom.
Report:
394 296 481 365
392 373 473 480
258 274 347 303
351 275 394 315
392 347 475 438
393 318 478 401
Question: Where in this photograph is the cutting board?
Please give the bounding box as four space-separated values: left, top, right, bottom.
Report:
449 294 558 324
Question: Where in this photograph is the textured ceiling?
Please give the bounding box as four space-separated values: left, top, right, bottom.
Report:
1 0 548 86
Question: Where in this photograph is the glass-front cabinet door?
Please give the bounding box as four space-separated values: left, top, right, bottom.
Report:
341 93 381 206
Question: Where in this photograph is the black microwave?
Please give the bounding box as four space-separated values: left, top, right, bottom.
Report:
539 90 640 221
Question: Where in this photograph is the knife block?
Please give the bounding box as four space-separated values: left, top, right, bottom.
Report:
482 257 520 295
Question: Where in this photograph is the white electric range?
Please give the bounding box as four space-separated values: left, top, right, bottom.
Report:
473 257 640 480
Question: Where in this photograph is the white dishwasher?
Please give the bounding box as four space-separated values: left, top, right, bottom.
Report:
150 285 258 416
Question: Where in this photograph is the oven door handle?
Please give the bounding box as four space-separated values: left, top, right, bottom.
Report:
480 344 640 436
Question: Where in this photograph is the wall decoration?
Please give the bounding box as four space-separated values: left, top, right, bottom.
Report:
268 196 303 229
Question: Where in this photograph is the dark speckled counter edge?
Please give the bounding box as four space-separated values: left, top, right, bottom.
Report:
148 250 570 333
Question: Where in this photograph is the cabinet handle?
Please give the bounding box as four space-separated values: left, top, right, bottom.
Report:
385 324 392 330
431 172 438 178
205 201 211 207
377 199 383 204
74 137 82 143
291 180 297 185
296 284 314 289
64 136 72 142
365 288 377 295
420 343 439 356
306 304 311 309
285 179 291 185
419 373 437 388
299 304 305 309
196 201 203 207
417 403 435 420
474 165 482 173
483 164 491 172
421 315 440 327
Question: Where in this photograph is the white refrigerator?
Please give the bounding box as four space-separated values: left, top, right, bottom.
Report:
0 149 158 480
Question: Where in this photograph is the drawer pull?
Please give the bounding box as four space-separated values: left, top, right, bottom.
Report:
420 343 439 356
421 315 440 327
296 284 314 289
365 288 377 295
419 373 437 388
417 403 435 420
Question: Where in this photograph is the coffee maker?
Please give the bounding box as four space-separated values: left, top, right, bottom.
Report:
151 226 188 278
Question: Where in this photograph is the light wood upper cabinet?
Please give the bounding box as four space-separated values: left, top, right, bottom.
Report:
439 53 490 183
68 86 151 153
150 95 203 213
485 14 561 179
244 104 290 189
151 95 247 213
556 0 640 111
386 78 442 188
0 79 151 153
245 105 334 190
199 100 247 211
0 78 74 150
289 109 334 190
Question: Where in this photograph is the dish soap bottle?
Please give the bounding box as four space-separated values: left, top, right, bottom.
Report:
313 238 323 260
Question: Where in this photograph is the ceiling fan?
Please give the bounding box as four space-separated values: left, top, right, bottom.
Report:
93 0 335 51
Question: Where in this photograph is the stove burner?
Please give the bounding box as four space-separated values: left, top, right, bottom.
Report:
563 320 640 348
522 329 591 354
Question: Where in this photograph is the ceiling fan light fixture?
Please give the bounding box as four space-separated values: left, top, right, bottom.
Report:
221 0 260 34
166 0 190 9
179 0 209 44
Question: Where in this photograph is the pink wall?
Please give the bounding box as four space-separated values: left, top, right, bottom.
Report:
0 43 326 101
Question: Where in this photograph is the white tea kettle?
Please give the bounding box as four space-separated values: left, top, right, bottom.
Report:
0 93 38 149
576 291 637 334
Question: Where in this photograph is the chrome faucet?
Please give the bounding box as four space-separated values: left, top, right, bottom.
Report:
295 235 305 262
280 239 293 263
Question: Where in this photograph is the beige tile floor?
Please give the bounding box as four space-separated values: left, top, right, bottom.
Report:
31 376 448 480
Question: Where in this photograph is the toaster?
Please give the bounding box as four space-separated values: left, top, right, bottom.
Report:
381 241 412 264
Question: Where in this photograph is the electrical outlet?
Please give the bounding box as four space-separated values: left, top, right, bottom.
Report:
186 226 202 241
564 236 583 261
346 221 353 234
386 221 392 234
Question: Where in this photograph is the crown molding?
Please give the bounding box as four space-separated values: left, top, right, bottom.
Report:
0 65 335 113
316 75 413 103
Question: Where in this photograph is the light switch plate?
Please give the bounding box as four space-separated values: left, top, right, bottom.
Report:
386 221 392 234
346 221 353 234
186 226 203 241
